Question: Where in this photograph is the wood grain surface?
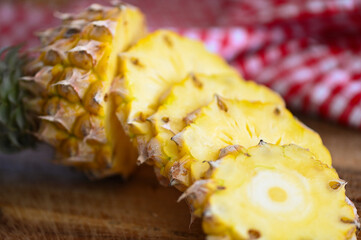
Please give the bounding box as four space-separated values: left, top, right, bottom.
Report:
0 116 360 240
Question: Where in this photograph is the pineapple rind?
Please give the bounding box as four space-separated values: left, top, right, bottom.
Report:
201 143 358 240
28 3 146 177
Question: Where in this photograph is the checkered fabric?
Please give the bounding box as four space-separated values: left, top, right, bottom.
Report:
2 0 361 128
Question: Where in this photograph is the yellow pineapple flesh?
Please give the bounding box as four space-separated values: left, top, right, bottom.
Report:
198 143 360 240
168 97 331 188
26 3 146 177
115 30 238 164
147 73 284 178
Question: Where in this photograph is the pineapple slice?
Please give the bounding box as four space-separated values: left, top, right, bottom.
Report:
199 143 360 240
115 30 238 163
169 97 331 187
147 73 284 173
26 3 146 177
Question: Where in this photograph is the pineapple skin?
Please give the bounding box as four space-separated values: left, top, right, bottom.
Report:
165 97 331 188
25 3 146 178
199 143 360 240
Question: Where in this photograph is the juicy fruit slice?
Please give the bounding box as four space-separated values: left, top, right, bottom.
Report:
201 143 360 240
169 97 331 187
115 30 238 160
26 3 146 177
147 73 284 170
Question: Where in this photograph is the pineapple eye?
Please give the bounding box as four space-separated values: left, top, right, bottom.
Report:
329 180 345 190
248 229 261 239
163 35 173 48
340 217 355 224
268 186 287 203
65 28 81 38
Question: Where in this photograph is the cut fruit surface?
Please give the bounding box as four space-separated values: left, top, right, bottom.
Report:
201 143 359 240
115 30 239 161
26 3 146 177
168 97 331 187
147 73 284 171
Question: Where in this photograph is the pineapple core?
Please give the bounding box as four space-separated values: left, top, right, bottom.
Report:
268 186 287 202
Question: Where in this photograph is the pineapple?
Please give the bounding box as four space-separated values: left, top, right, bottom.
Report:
146 73 284 178
167 97 331 188
1 4 358 238
195 143 360 239
19 3 146 177
114 30 239 165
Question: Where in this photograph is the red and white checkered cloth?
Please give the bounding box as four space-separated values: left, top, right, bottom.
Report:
2 0 361 128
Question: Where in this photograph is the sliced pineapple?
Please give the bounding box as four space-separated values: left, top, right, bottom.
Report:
168 97 331 187
26 3 146 177
147 73 284 174
115 30 239 163
200 143 360 240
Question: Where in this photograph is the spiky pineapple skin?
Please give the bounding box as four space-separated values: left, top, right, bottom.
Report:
24 3 146 178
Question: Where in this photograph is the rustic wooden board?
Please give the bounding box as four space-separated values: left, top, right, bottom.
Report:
0 116 360 240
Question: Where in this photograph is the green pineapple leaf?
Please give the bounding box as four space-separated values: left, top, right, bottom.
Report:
0 45 38 153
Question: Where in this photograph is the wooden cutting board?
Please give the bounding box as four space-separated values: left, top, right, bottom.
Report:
0 116 360 240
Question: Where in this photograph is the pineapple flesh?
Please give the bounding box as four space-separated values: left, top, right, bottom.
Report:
115 30 238 164
25 3 146 177
147 73 284 178
198 143 360 240
168 97 331 188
